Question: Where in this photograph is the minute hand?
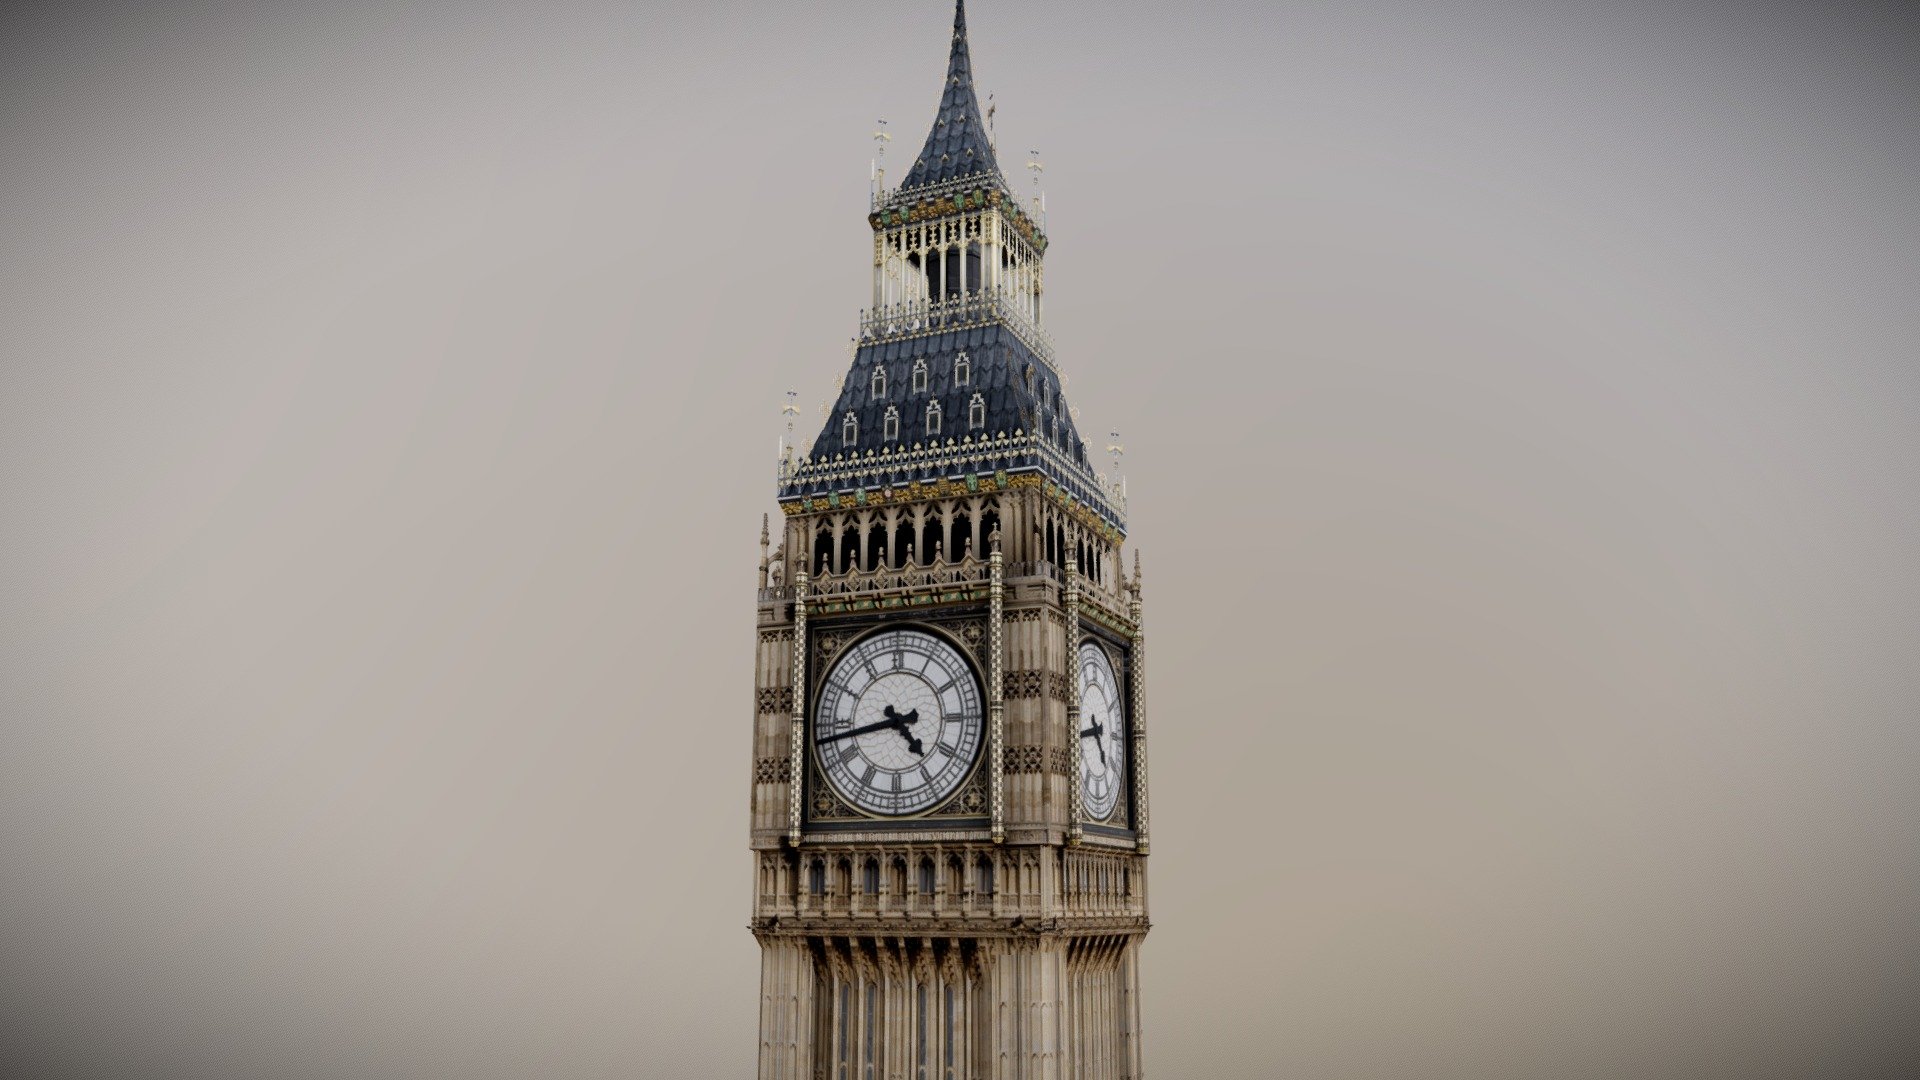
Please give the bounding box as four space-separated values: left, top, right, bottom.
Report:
816 717 908 743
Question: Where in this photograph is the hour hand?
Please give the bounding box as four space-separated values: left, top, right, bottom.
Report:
817 707 925 756
883 705 924 755
1078 716 1107 766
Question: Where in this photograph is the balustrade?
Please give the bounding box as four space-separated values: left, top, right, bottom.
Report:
806 554 989 602
856 286 1055 373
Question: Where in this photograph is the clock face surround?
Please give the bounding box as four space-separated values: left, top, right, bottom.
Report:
814 627 984 816
1076 640 1125 822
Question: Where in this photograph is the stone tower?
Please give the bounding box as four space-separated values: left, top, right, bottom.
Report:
748 3 1150 1076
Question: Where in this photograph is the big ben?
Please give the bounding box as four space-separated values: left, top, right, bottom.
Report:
748 4 1150 1077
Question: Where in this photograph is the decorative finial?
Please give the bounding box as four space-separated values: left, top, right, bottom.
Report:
1133 549 1142 595
989 527 1001 554
871 119 891 200
778 390 799 469
758 513 771 588
1026 150 1046 225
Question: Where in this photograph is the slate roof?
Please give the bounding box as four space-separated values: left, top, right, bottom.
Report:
807 327 1086 466
783 325 1120 529
899 0 1003 192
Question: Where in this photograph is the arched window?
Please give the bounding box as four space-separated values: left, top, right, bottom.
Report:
954 351 970 386
862 858 880 895
883 406 900 442
842 412 858 446
968 393 985 431
871 366 887 399
912 358 928 393
926 399 942 436
809 859 825 896
918 857 935 895
977 855 995 897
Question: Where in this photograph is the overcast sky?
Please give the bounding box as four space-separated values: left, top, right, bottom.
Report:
3 1 1918 1077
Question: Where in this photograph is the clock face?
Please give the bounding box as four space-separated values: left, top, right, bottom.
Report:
1076 641 1125 822
814 628 983 816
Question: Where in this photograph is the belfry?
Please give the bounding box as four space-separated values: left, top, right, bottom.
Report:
748 3 1151 1076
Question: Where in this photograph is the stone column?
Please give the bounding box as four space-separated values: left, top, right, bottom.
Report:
757 937 816 1080
1066 555 1083 845
989 531 1005 844
788 570 808 846
1129 553 1148 855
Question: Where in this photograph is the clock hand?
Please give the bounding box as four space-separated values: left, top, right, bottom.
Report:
883 705 925 755
817 715 913 744
1078 716 1107 767
816 706 926 756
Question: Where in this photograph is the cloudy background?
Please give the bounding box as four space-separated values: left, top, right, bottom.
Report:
3 0 1917 1076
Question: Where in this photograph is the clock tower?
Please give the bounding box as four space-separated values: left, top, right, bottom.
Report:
749 4 1151 1076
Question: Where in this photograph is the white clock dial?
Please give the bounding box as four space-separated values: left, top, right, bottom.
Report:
814 627 983 816
1076 641 1125 822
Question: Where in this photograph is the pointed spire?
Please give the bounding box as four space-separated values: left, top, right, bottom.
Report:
900 0 1003 191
